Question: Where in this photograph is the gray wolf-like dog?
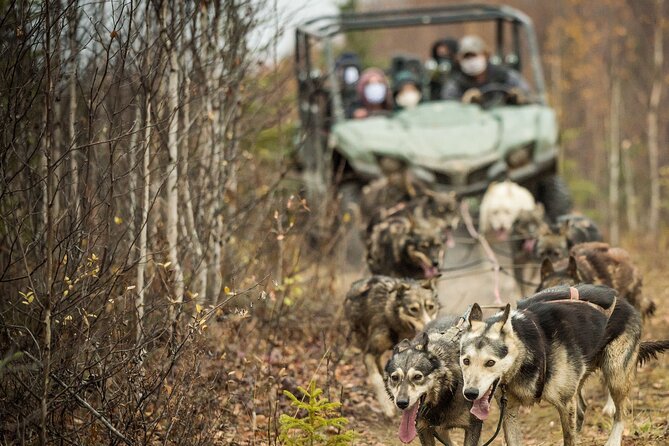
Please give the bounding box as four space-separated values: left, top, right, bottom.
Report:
345 275 440 417
384 316 482 445
459 284 669 446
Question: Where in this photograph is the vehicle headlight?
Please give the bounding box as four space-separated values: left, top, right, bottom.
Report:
505 143 533 169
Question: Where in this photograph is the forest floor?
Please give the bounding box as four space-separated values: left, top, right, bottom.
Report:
215 238 669 445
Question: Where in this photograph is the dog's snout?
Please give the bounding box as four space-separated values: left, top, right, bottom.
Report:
396 398 410 410
464 388 479 401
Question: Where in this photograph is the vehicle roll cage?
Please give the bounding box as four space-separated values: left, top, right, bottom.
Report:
295 3 547 122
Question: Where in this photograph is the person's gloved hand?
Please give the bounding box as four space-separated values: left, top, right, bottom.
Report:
508 87 529 105
462 88 482 104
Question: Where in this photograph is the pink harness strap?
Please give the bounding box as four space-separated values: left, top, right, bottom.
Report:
550 287 616 319
569 286 579 300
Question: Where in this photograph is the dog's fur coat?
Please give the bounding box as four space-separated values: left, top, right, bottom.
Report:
459 285 669 446
537 242 655 317
345 275 440 417
479 181 536 241
366 204 447 278
510 205 549 294
535 214 603 262
384 317 482 445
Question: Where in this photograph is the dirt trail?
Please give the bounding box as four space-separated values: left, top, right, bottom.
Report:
438 234 523 314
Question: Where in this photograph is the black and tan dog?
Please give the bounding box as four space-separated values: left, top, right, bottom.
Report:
384 317 483 446
366 201 452 278
537 241 655 317
535 214 603 263
510 205 549 294
345 275 440 417
459 285 669 446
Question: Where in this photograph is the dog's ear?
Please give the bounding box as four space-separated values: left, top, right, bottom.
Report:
394 282 411 298
393 338 412 354
463 303 483 327
534 202 545 218
498 303 512 335
414 332 429 351
567 256 578 279
559 219 570 236
540 257 554 281
421 275 441 290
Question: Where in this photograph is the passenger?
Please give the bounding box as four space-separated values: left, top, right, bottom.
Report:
336 52 362 118
427 38 458 100
392 70 422 110
351 68 392 119
442 35 530 103
432 38 458 64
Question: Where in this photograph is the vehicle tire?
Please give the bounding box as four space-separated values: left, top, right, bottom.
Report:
536 174 573 222
337 182 366 270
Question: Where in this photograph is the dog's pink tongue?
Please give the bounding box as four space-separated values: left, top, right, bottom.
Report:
523 238 536 253
423 265 439 278
470 388 492 421
446 232 456 248
398 402 419 443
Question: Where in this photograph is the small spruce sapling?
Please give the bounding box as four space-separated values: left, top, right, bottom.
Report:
279 381 355 445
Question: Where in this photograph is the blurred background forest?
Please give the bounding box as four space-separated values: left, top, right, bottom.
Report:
0 0 667 444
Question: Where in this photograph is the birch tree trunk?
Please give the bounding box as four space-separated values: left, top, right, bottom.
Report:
162 3 184 327
136 101 150 345
67 2 79 220
609 76 620 245
621 139 638 232
127 105 141 238
200 3 223 304
179 4 207 306
42 1 54 442
647 0 664 236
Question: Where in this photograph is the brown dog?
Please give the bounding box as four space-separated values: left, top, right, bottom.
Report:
537 242 655 317
345 275 440 417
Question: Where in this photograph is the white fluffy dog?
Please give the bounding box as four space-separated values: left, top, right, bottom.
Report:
479 181 536 241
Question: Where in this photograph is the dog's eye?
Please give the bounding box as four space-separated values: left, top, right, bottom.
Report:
412 373 423 382
485 360 496 367
390 374 400 383
409 306 419 314
425 304 435 311
462 358 470 366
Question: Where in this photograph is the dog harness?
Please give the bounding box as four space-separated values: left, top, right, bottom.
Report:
541 286 617 319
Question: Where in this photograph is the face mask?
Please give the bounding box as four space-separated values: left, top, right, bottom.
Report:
343 66 359 85
461 55 487 76
396 90 421 108
364 82 387 104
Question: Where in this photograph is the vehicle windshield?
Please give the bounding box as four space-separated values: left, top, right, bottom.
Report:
304 18 540 122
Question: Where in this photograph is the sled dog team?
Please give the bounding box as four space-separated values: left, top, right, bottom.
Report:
345 179 669 446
